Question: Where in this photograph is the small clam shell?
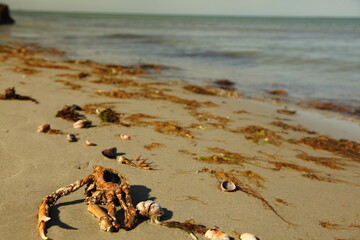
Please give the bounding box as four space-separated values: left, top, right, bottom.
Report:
85 140 96 146
73 119 92 129
205 229 230 240
116 155 126 163
120 133 131 140
37 123 50 133
66 134 77 142
240 233 257 240
220 180 236 192
102 147 117 159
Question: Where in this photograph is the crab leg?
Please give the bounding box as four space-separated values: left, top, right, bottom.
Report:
105 191 121 230
38 175 94 240
87 203 114 232
116 184 137 229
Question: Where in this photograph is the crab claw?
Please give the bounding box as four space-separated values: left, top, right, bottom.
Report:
87 203 114 232
38 200 51 239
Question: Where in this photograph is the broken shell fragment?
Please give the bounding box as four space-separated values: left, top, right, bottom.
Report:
220 180 236 192
240 233 257 240
101 147 117 159
73 119 92 129
136 200 164 223
85 140 96 146
66 134 77 142
120 133 131 140
205 228 230 240
37 123 50 133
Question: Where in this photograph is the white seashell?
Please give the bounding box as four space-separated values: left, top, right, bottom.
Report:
116 155 126 163
220 180 236 192
136 200 163 223
205 229 230 240
101 147 117 159
240 233 257 240
120 133 131 140
37 123 50 133
73 119 92 129
66 134 77 142
85 140 96 146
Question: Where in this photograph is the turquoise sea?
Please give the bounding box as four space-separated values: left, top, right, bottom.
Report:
1 11 360 107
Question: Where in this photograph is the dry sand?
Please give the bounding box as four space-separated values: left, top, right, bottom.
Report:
0 43 359 240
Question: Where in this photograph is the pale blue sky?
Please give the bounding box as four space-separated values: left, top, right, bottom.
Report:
4 0 360 17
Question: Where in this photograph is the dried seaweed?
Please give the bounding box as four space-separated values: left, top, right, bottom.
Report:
121 113 156 126
268 89 288 96
151 121 193 138
199 168 292 225
293 136 360 162
236 125 283 145
183 84 240 98
271 121 316 134
196 155 241 165
301 173 343 183
55 80 82 90
0 87 38 103
144 143 165 151
12 67 40 75
241 170 267 188
307 101 357 115
56 72 90 79
55 105 82 122
275 198 289 206
24 58 69 69
277 108 296 115
319 221 360 230
296 153 346 170
160 219 208 236
270 161 315 173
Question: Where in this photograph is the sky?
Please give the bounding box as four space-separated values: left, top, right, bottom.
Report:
4 0 360 17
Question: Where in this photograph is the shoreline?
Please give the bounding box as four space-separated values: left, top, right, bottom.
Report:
0 41 359 240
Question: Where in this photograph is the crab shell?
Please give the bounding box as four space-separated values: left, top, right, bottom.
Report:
136 200 163 223
204 228 230 240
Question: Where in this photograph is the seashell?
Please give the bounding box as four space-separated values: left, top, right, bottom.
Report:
220 180 236 192
66 134 77 142
120 133 131 140
136 200 164 223
101 147 117 159
85 140 96 146
205 228 230 240
73 119 92 129
240 233 257 240
37 123 50 133
116 155 126 163
95 108 105 115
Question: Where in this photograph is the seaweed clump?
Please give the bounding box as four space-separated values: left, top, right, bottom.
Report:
98 108 120 123
271 121 316 134
196 147 256 166
293 136 360 162
296 153 346 170
55 105 82 122
236 125 283 145
183 84 240 98
150 121 193 138
0 87 38 103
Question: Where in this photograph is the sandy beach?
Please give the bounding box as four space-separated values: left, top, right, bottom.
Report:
0 42 359 240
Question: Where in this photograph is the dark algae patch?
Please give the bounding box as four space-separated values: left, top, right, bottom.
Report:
98 108 120 123
0 87 38 103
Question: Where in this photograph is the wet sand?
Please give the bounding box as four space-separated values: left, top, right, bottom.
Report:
0 42 359 240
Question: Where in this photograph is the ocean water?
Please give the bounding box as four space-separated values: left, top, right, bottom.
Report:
1 11 360 106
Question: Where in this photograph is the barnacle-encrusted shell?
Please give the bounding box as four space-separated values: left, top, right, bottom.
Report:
220 180 236 192
205 228 230 240
102 147 117 159
136 200 163 223
240 233 257 240
120 133 131 140
37 123 50 133
66 134 77 142
73 119 92 129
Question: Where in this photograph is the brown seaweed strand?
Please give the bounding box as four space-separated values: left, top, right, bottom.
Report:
200 168 292 225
